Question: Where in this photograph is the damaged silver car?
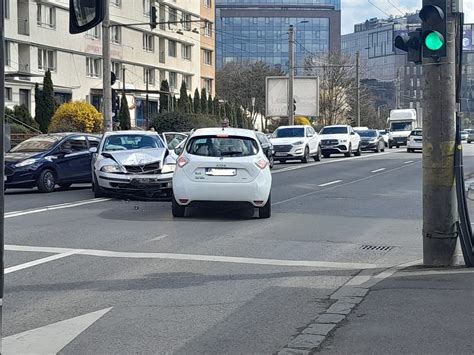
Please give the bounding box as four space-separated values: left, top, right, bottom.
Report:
91 131 176 200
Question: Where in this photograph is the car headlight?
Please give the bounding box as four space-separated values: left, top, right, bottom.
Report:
15 158 38 168
100 165 126 173
292 141 305 146
161 164 176 174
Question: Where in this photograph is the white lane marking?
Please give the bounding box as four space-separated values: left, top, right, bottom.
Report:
5 244 379 270
404 160 414 164
147 234 169 242
273 162 419 206
5 198 111 219
371 168 386 173
273 149 402 175
3 308 112 354
318 180 342 187
5 249 83 274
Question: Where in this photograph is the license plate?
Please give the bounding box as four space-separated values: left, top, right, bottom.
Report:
275 152 287 157
133 178 161 184
205 168 236 176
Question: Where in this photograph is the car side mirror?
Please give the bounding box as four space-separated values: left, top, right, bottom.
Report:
174 146 183 156
350 132 355 135
89 147 97 154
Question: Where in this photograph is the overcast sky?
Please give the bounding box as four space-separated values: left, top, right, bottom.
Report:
341 0 474 34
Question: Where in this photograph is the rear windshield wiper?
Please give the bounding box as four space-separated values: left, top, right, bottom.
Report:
220 151 243 156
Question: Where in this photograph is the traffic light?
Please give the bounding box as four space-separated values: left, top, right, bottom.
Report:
419 0 447 59
69 0 105 34
150 6 157 30
394 29 422 64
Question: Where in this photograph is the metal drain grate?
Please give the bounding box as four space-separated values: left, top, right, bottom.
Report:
360 245 394 251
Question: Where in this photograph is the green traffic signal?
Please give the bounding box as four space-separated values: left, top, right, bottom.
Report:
424 31 444 51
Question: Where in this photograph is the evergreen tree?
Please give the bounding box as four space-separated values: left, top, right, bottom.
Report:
236 105 243 128
224 102 233 126
119 94 131 130
36 70 56 133
213 96 220 117
200 88 208 114
159 80 170 113
207 93 213 115
188 94 193 113
219 105 225 120
34 83 42 128
193 88 201 114
172 96 177 112
177 81 189 112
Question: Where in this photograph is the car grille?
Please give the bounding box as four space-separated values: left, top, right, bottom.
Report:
273 145 292 153
124 162 161 175
321 139 338 145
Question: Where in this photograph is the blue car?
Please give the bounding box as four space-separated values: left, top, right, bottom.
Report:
5 133 101 192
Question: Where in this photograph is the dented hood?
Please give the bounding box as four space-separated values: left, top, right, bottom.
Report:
106 148 167 166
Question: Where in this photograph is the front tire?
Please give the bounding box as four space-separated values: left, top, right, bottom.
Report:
345 144 353 157
354 144 362 156
268 155 274 169
314 147 322 162
37 169 56 193
93 173 106 198
301 146 310 163
172 195 186 217
259 193 271 219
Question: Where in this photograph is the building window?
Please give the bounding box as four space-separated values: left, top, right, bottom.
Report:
143 0 150 16
38 48 56 71
37 4 56 29
5 87 12 101
143 34 154 52
5 41 10 66
204 21 212 37
85 26 101 40
169 7 177 22
112 62 122 81
417 78 421 87
144 68 155 85
111 26 121 44
168 40 177 57
181 44 192 60
203 78 212 95
169 71 177 89
182 13 191 31
184 75 192 90
203 49 212 65
86 57 101 78
4 0 9 19
111 0 121 7
203 0 211 8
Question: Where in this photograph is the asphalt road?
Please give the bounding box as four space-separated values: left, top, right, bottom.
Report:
5 146 474 354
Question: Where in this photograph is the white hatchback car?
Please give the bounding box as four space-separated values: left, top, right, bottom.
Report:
407 129 422 152
172 128 272 218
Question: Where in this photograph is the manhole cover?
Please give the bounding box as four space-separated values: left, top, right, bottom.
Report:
360 245 394 251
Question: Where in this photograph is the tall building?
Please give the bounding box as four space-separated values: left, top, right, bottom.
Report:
4 0 216 127
215 0 341 71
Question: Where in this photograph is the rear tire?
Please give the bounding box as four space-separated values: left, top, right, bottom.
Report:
259 193 271 219
37 169 56 193
172 195 186 217
301 147 310 163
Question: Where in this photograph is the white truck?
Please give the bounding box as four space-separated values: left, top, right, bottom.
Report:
387 109 417 147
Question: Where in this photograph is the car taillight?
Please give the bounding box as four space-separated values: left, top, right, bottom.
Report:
255 159 268 169
177 157 188 168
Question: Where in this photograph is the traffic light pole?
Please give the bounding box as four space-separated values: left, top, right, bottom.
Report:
422 10 458 266
102 2 113 132
288 25 295 126
356 51 360 127
0 0 5 331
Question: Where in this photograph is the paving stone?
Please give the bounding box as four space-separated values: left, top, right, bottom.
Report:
316 313 346 324
326 301 356 315
330 286 369 299
338 296 363 304
302 322 336 336
287 334 326 350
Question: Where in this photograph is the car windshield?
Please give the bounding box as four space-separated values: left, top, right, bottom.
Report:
187 135 259 157
103 135 164 151
9 135 62 153
273 128 304 138
321 127 348 135
391 122 412 131
410 130 423 136
358 130 377 137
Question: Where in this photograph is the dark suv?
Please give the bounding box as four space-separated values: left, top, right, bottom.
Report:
5 133 101 192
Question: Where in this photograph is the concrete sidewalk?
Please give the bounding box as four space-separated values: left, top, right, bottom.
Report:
318 266 474 354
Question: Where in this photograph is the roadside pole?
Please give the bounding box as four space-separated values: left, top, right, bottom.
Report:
288 25 295 126
356 50 360 127
102 1 112 131
1 0 5 333
422 5 458 266
145 71 149 129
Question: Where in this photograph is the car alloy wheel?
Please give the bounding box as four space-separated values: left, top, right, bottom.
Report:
345 144 352 157
37 169 56 193
314 147 322 162
302 147 310 163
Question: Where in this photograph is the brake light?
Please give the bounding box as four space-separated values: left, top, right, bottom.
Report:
177 156 188 168
255 159 268 169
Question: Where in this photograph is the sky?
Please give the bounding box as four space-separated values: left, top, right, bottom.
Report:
341 0 474 34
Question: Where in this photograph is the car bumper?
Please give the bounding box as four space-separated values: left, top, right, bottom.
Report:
321 143 349 154
97 171 173 199
407 141 422 149
173 171 271 207
5 165 40 188
273 146 305 159
392 137 407 145
360 142 378 151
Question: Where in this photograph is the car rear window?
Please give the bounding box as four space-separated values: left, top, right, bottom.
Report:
186 135 259 157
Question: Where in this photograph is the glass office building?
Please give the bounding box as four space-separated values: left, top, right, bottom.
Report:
216 0 341 72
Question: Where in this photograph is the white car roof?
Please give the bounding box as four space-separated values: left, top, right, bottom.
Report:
276 125 309 129
191 127 257 139
324 125 350 128
103 130 159 137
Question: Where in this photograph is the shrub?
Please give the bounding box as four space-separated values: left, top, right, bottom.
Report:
9 123 32 134
150 112 219 132
295 116 312 126
49 101 103 133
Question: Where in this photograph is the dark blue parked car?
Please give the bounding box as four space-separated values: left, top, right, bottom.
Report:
5 133 101 193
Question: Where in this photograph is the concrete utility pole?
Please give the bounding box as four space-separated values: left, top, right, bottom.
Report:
145 70 149 129
102 1 112 132
422 7 458 266
356 50 360 126
288 25 295 126
0 0 6 327
396 68 401 109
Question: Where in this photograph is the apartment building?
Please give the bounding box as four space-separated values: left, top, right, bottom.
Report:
4 0 216 127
